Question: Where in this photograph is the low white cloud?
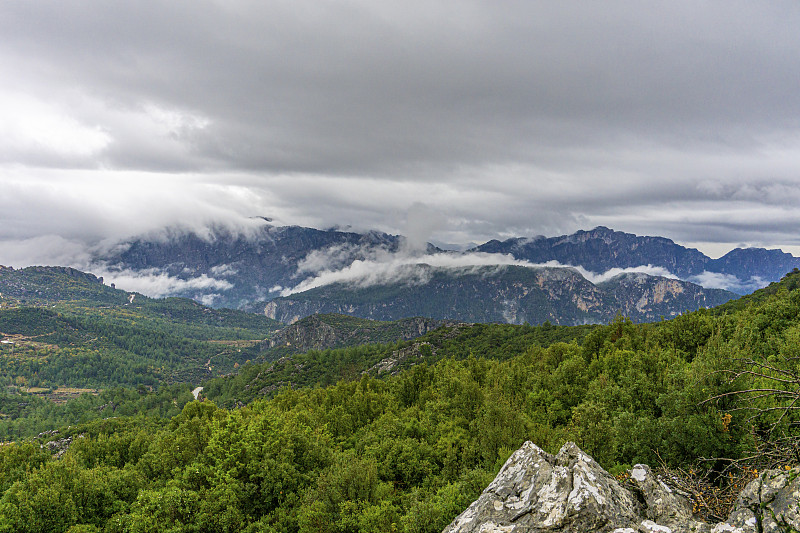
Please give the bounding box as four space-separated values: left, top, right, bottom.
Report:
88 266 234 299
0 235 93 268
576 265 679 285
687 271 765 293
284 252 515 295
198 293 222 306
295 243 393 276
281 247 680 296
402 202 447 253
210 263 238 277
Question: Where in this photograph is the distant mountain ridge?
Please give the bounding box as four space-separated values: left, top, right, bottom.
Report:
94 224 417 308
264 265 736 326
475 226 798 292
474 227 708 277
49 222 797 327
707 247 800 282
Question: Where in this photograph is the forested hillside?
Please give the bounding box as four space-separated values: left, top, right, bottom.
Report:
2 271 800 532
0 267 282 440
0 267 282 387
204 320 596 408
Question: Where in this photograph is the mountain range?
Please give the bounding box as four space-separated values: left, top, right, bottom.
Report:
93 224 411 308
264 264 735 326
475 226 799 287
72 222 800 325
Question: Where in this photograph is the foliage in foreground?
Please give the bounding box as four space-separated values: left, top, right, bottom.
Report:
2 272 800 532
0 329 734 531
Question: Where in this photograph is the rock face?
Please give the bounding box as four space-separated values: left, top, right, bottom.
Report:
443 442 642 533
597 273 730 320
265 266 736 326
443 442 800 533
720 467 800 533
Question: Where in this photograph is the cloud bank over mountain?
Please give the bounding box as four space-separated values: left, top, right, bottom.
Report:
1 1 800 260
282 244 682 297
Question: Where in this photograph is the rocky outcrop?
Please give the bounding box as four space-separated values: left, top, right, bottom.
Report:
262 314 456 354
37 429 85 459
720 467 800 533
598 273 734 319
443 442 642 533
443 442 800 533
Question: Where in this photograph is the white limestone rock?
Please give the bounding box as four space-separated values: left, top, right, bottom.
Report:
443 442 642 533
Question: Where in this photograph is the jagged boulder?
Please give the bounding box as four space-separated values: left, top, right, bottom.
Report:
443 441 665 533
443 441 800 533
713 467 800 533
38 430 85 459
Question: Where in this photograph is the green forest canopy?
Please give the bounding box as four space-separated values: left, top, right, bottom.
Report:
2 271 800 532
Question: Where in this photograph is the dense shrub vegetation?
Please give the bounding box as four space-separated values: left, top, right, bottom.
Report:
2 272 800 532
0 290 281 390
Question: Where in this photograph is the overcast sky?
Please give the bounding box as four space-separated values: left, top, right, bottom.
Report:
2 0 800 267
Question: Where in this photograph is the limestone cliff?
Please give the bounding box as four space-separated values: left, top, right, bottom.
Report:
265 266 735 325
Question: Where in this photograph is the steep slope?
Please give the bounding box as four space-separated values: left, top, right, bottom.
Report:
262 313 457 357
596 272 734 319
94 223 418 309
0 265 282 336
264 265 736 325
0 265 127 306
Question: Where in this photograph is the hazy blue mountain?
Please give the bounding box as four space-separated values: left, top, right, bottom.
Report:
86 224 796 316
474 226 709 277
707 248 800 282
95 224 420 309
474 226 800 293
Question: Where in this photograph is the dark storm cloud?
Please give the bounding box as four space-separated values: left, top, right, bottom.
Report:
4 0 799 173
1 1 800 259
